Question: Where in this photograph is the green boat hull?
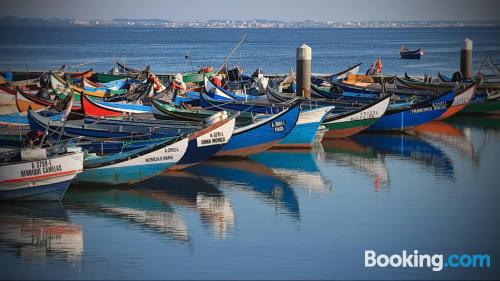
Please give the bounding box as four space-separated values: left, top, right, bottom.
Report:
461 99 500 114
95 73 131 83
154 101 254 124
183 71 213 83
323 118 379 138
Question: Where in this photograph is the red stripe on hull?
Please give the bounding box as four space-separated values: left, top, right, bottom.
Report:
1 169 81 185
436 104 467 120
270 143 313 149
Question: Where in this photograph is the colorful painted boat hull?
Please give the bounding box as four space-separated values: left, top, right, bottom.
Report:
274 105 334 148
437 84 476 120
461 98 500 114
400 49 423 59
170 116 236 170
323 95 391 138
0 151 84 201
77 137 189 185
81 94 151 117
0 85 16 105
204 76 262 101
216 102 301 157
95 73 131 83
0 113 29 126
367 91 455 131
0 179 73 201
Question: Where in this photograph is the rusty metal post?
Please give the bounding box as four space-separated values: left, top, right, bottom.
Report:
460 38 473 80
296 44 311 98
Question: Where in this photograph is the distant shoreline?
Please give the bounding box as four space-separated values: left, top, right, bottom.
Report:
1 16 499 29
2 25 500 29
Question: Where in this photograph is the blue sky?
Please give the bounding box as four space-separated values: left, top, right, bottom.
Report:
2 0 500 21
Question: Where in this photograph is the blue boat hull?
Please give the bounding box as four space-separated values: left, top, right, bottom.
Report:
172 137 225 169
76 162 175 185
0 179 72 201
367 91 455 131
401 51 422 59
277 106 333 147
217 104 300 157
277 121 321 147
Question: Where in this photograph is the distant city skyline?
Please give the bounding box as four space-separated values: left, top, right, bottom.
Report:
2 0 500 22
1 16 498 29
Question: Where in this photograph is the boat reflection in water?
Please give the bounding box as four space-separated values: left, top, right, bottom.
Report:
131 171 235 239
64 185 190 243
321 138 390 190
447 115 500 144
352 132 454 180
412 121 478 163
251 149 333 194
188 158 300 220
0 202 83 261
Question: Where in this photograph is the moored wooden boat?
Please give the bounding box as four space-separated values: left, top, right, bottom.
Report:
437 83 476 120
332 63 362 80
76 136 189 185
0 85 16 105
0 147 84 201
95 73 131 83
80 94 151 117
82 77 128 91
200 91 289 114
68 68 93 81
50 72 124 99
273 104 334 148
81 112 238 170
322 95 391 138
215 101 301 157
400 47 424 59
366 90 455 131
16 88 81 113
204 76 263 101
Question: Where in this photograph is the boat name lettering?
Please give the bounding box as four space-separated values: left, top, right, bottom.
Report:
412 106 432 114
21 160 62 177
145 155 174 163
432 101 447 110
210 131 224 138
198 131 227 147
165 147 179 153
271 120 286 132
351 110 378 121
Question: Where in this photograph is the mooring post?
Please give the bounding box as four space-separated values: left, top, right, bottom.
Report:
297 44 312 98
460 38 473 80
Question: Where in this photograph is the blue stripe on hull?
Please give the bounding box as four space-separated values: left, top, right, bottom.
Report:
278 121 322 146
175 138 224 166
76 162 174 185
367 92 454 131
0 179 72 201
220 105 300 153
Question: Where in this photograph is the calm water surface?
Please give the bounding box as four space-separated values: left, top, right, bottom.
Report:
1 117 500 280
0 27 499 75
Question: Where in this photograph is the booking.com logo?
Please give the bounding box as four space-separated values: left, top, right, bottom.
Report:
365 250 491 272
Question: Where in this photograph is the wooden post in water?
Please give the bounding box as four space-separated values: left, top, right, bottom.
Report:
460 38 473 80
297 44 312 98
